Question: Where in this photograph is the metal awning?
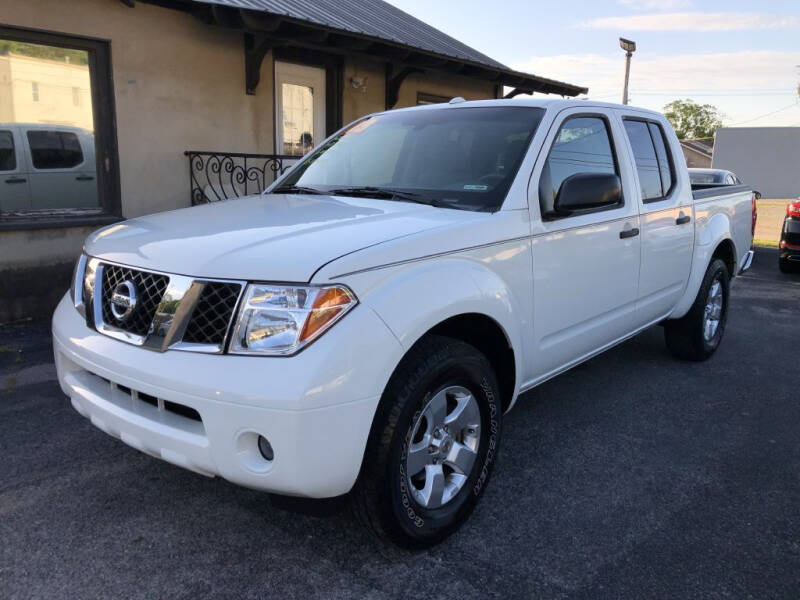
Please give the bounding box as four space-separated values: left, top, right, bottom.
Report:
136 0 587 101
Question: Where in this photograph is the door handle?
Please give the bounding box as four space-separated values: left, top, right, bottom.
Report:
4 177 26 184
76 175 95 181
619 227 639 239
676 214 691 225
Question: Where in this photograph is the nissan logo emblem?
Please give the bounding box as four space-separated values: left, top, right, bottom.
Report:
110 280 138 321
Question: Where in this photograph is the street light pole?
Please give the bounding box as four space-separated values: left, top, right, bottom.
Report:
620 38 636 105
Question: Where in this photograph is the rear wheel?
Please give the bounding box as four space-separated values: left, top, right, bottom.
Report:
664 258 730 361
353 335 501 548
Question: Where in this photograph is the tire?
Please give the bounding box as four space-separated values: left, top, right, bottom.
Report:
779 257 794 273
352 335 502 548
664 258 730 361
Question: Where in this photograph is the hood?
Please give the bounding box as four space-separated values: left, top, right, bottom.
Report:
85 194 470 282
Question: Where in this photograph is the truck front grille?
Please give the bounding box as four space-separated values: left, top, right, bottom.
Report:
101 265 169 336
182 282 242 345
85 258 244 353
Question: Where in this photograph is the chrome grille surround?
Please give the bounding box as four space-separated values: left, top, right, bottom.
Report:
83 257 245 354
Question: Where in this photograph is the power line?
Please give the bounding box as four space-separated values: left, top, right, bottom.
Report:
726 102 800 126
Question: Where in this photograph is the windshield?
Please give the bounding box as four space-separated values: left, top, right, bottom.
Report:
273 106 545 212
690 171 726 184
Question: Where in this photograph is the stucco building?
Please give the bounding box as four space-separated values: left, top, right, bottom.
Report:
0 0 584 322
712 127 800 199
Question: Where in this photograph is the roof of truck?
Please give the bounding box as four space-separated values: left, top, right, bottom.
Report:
385 97 665 117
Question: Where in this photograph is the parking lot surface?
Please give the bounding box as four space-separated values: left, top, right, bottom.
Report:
1 248 798 599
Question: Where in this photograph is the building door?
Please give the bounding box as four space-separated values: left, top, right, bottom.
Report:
274 62 326 159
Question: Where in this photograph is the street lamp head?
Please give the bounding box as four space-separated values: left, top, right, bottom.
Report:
619 37 636 53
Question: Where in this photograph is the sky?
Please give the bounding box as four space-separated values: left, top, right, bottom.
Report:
386 0 800 127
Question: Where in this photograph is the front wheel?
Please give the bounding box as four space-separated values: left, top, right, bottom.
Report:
353 335 502 548
664 258 730 361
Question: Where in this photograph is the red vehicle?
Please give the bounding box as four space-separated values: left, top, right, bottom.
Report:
779 199 800 273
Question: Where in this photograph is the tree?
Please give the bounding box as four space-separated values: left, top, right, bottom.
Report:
663 99 723 140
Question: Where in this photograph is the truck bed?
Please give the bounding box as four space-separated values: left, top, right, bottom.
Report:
691 183 751 200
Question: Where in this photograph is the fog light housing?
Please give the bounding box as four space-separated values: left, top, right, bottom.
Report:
257 435 274 461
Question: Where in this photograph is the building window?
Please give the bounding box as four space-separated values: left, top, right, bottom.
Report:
0 26 120 227
417 92 451 105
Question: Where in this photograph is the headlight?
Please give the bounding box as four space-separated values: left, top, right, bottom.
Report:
229 284 357 355
70 253 88 316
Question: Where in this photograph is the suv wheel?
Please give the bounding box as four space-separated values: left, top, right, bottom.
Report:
664 258 730 361
353 335 502 547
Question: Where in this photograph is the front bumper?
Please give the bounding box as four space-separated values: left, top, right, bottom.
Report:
53 294 403 497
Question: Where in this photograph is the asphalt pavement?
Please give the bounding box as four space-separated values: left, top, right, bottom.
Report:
1 248 798 599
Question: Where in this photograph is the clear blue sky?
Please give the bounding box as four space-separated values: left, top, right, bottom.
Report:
387 0 800 127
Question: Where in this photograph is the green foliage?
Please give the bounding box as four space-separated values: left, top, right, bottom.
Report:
663 99 723 140
0 39 88 66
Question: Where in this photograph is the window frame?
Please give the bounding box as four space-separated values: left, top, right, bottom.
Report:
539 112 625 221
622 116 676 204
0 25 121 231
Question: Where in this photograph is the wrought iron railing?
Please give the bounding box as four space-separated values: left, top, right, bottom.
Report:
185 151 297 204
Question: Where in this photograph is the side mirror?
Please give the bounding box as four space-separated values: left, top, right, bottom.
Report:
754 191 762 200
554 173 622 214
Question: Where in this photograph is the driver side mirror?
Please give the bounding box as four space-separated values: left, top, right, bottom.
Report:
554 172 622 214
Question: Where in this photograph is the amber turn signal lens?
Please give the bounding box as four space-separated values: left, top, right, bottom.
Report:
299 286 357 343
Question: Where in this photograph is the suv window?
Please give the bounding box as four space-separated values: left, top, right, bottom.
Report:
648 122 674 196
623 119 675 201
27 130 83 169
539 116 617 217
0 131 15 171
623 120 661 200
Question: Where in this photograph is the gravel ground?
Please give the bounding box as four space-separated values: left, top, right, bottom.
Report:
1 248 798 599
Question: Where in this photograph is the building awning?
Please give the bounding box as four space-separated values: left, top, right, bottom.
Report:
138 0 587 100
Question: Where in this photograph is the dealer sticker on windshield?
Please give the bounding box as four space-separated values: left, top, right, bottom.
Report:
463 184 489 191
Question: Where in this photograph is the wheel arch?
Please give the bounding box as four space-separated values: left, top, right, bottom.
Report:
670 229 737 320
711 237 737 278
358 257 526 413
422 313 516 413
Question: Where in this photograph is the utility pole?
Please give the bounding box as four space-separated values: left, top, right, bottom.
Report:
620 38 636 105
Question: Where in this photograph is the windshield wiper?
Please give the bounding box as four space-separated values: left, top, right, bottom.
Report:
329 186 449 208
271 185 327 195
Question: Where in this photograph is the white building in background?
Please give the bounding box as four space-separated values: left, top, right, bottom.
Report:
0 52 94 131
713 127 800 199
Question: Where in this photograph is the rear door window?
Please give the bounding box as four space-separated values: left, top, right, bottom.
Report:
648 122 674 196
623 120 662 200
623 119 675 201
0 130 16 171
26 130 84 169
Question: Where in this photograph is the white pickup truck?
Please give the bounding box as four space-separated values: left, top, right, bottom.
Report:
53 98 755 547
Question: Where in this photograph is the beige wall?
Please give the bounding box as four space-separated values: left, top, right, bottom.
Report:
396 70 496 108
340 55 497 123
342 55 386 124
